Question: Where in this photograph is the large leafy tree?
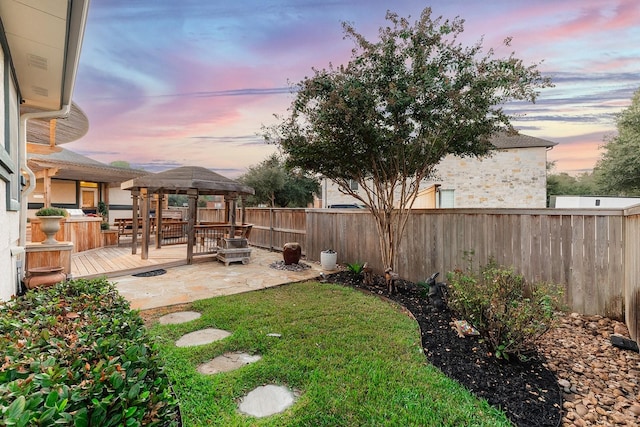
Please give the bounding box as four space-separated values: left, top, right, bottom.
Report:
265 8 551 270
109 160 131 168
595 88 640 195
239 154 320 207
546 162 603 205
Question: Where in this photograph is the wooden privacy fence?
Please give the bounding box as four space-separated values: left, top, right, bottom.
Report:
623 207 640 343
196 206 639 341
306 208 638 342
198 207 307 253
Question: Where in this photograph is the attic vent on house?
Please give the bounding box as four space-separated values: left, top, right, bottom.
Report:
31 86 49 97
27 54 48 70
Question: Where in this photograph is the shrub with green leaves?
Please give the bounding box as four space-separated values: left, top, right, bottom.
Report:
447 259 564 360
0 278 179 426
35 207 68 217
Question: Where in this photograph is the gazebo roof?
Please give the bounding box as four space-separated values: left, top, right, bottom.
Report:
28 146 148 184
121 166 254 196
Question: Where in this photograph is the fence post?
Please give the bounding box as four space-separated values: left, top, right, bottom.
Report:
269 208 274 251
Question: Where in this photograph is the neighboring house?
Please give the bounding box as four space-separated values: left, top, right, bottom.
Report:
0 0 90 301
27 146 147 223
320 133 556 209
551 195 640 209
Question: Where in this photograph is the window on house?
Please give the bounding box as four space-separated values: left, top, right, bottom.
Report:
439 189 455 208
0 45 20 211
348 179 358 191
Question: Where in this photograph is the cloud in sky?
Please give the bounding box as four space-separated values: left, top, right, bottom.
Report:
66 0 640 177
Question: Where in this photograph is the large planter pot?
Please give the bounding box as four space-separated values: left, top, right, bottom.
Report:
283 242 302 265
38 216 64 244
320 250 337 270
23 266 66 290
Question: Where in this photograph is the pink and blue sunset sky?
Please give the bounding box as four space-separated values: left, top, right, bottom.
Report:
66 0 640 178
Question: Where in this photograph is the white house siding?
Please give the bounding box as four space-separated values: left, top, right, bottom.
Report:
1 49 22 300
0 184 21 301
28 182 138 225
107 187 135 223
27 179 79 218
28 179 76 207
322 146 548 209
322 178 363 207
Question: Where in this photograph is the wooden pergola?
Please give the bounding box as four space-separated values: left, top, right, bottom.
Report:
121 166 254 263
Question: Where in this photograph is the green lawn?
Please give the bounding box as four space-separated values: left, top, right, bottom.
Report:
149 282 511 426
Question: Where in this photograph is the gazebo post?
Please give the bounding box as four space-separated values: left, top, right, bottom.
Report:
241 196 246 224
186 189 198 264
102 183 110 219
140 188 150 260
131 189 140 255
155 192 163 249
224 197 230 224
227 192 238 237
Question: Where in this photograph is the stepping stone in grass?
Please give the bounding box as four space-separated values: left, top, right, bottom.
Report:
197 351 262 374
238 384 296 417
175 328 231 347
159 311 201 325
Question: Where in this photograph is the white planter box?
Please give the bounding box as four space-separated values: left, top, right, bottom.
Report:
320 251 337 270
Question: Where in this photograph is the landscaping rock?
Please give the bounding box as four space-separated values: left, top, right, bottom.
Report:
538 313 640 426
269 260 311 271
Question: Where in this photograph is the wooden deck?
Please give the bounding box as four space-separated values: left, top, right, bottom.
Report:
71 245 189 279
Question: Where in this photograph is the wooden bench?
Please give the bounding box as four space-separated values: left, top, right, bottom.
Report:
161 210 183 220
115 218 156 244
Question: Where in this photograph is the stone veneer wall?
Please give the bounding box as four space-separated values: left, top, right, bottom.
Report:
322 146 548 209
431 147 548 208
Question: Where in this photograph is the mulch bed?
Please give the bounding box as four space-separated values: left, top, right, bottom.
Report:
138 267 563 426
323 271 562 427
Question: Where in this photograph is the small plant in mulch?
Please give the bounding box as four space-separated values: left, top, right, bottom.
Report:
344 261 365 275
324 270 563 427
446 257 564 360
0 278 180 426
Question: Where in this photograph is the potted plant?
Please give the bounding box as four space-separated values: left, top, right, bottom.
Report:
35 207 68 244
98 201 110 230
320 249 337 270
